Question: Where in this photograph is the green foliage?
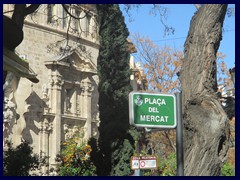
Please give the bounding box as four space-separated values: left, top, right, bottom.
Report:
110 139 134 175
221 163 235 176
159 153 176 176
91 4 138 176
141 153 176 176
56 128 96 176
3 141 46 176
88 138 106 176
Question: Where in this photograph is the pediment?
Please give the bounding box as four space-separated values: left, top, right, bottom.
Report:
45 49 97 74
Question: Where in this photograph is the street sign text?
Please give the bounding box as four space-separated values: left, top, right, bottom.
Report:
129 92 177 129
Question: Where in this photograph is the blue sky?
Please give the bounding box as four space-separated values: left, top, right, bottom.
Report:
120 4 235 69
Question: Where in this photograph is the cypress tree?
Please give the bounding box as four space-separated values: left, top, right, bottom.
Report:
93 4 137 176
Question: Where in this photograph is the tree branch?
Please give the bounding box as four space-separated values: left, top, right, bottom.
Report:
164 131 176 152
24 4 41 16
12 4 40 30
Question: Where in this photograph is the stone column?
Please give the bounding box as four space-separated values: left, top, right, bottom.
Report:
49 71 63 167
82 80 94 140
40 117 52 174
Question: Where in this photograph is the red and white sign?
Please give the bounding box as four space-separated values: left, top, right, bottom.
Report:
140 160 146 168
131 156 158 170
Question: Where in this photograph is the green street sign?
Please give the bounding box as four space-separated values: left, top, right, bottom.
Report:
129 92 177 129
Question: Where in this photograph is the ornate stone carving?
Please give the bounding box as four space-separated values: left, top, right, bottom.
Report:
3 99 17 147
87 84 94 93
54 78 62 88
48 78 54 87
49 74 63 89
53 76 63 89
3 99 16 124
41 118 53 134
63 124 85 142
81 82 94 96
3 72 19 148
42 84 49 99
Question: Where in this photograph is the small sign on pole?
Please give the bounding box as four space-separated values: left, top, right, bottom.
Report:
131 156 158 170
129 92 177 129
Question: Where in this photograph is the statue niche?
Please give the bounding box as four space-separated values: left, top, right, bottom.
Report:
64 88 74 113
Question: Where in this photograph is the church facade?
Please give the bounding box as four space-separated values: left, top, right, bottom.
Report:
3 4 100 172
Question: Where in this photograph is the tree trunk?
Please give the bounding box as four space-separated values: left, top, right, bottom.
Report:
180 4 230 176
12 4 40 29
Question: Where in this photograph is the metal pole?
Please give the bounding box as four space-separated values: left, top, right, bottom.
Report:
176 92 184 176
130 79 142 176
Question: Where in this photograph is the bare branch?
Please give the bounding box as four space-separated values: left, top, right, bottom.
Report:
164 131 176 152
3 9 14 14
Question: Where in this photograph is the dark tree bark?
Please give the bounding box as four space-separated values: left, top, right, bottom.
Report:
12 4 40 29
180 4 230 176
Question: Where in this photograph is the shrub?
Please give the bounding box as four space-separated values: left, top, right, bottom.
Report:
221 162 235 176
142 153 177 176
56 128 96 176
3 140 46 176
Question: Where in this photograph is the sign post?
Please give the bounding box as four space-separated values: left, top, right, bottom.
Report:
176 92 184 176
129 91 181 176
129 92 177 129
131 156 158 170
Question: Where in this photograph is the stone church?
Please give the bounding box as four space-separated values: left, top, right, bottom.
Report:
3 4 100 171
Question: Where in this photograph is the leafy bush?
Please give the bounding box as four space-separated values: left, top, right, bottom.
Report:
56 128 96 176
221 163 235 176
142 153 176 176
3 141 46 176
159 153 176 176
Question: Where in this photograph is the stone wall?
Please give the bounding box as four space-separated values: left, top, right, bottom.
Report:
3 4 100 172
